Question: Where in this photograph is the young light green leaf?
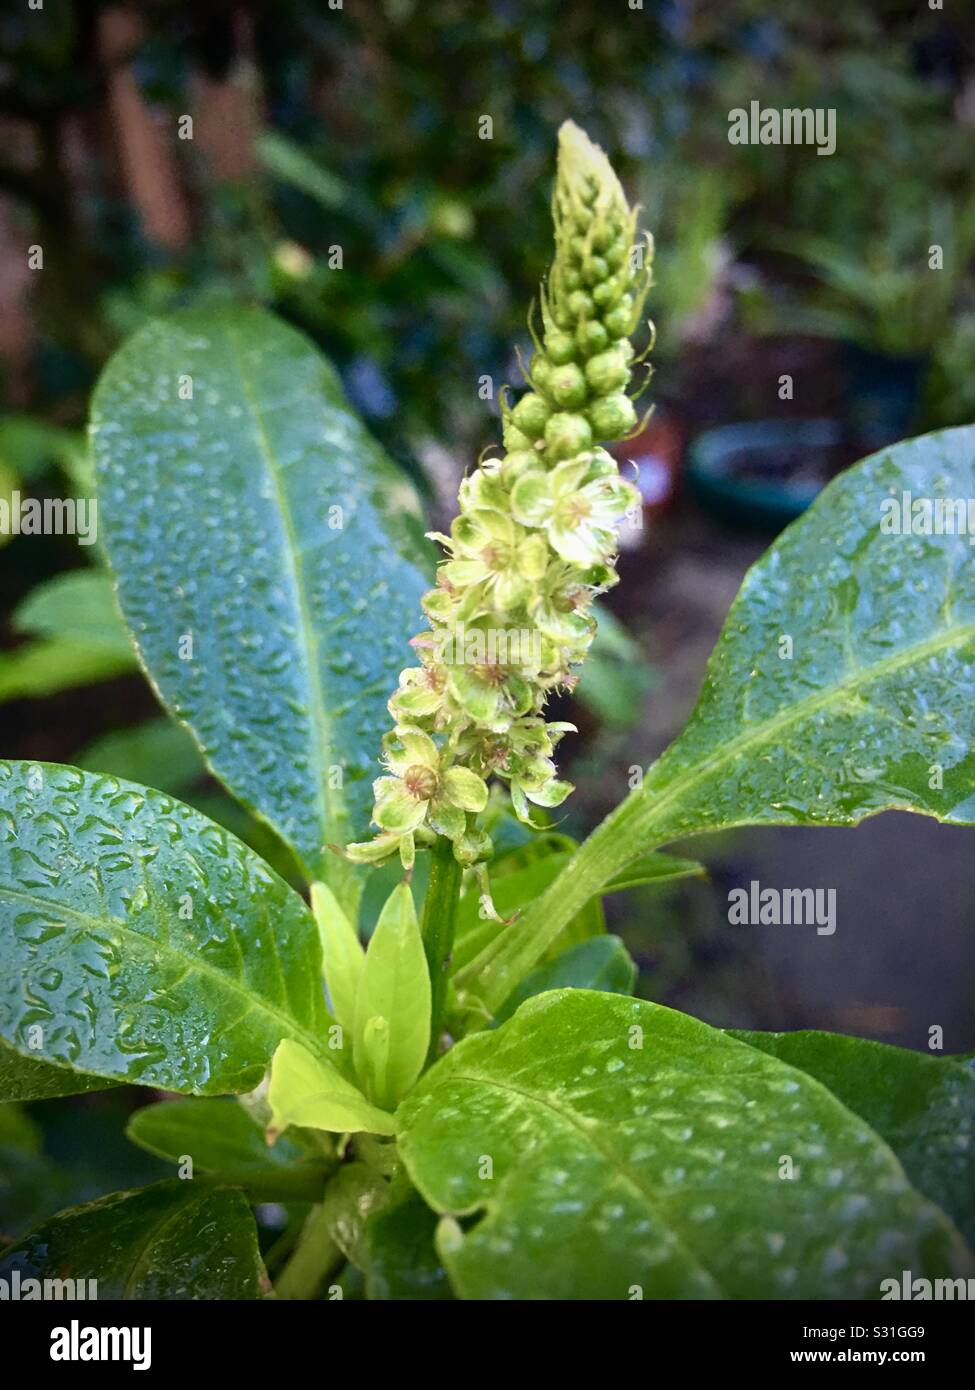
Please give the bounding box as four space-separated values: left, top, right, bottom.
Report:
90 306 428 905
0 1181 265 1299
729 1030 975 1250
354 883 430 1109
268 1038 397 1138
312 879 365 1034
0 760 329 1096
463 426 975 1014
398 990 973 1300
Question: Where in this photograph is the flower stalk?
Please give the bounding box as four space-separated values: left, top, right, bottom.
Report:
346 121 653 874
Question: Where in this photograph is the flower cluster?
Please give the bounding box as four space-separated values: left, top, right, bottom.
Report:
347 122 653 873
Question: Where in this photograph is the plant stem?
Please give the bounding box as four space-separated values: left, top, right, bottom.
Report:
455 789 648 1018
421 834 463 1059
273 1200 343 1300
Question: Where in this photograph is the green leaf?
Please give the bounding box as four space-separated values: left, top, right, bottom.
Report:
257 130 348 211
465 426 975 1014
0 760 329 1096
729 1030 975 1250
13 571 132 655
0 1181 265 1299
76 718 205 795
354 884 430 1109
321 1161 389 1268
398 991 972 1300
0 570 137 705
312 880 364 1035
0 1040 119 1102
0 415 80 483
268 1038 397 1137
493 936 636 1025
363 1186 452 1300
126 1099 330 1201
0 640 133 704
603 852 706 893
90 305 428 899
631 427 975 839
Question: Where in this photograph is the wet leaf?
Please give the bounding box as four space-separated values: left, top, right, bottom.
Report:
90 306 428 901
730 1030 975 1249
0 1181 265 1298
398 991 972 1299
0 760 329 1096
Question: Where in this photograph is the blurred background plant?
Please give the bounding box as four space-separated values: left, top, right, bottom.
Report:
1 0 974 1065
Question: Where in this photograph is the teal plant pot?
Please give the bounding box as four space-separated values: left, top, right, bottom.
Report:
687 419 843 532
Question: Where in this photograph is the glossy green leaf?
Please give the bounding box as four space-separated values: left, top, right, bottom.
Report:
493 935 636 1025
354 884 430 1109
90 306 428 897
730 1030 975 1249
467 427 975 1014
76 717 205 795
0 1181 265 1298
0 760 329 1095
312 880 364 1034
126 1099 330 1201
398 991 972 1300
268 1039 397 1138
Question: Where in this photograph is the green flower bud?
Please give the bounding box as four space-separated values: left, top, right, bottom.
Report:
587 392 637 439
576 319 610 356
591 222 614 254
548 362 588 410
531 355 553 394
583 255 608 286
546 330 576 365
510 391 551 440
501 450 542 484
585 348 630 395
591 278 619 309
604 238 627 270
566 289 594 321
544 411 593 460
602 296 634 337
503 424 533 451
